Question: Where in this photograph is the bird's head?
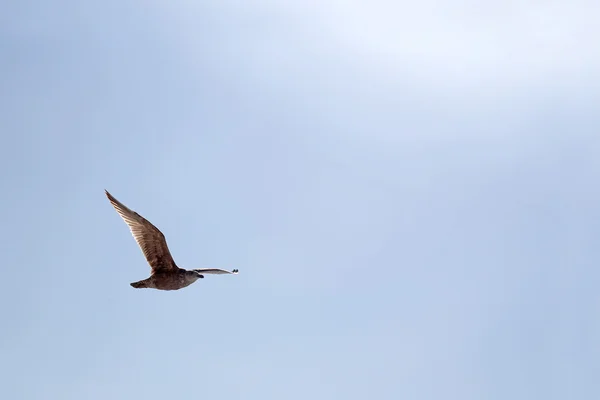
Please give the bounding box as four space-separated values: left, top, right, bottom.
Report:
186 270 204 281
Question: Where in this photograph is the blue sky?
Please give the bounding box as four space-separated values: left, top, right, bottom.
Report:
1 1 599 399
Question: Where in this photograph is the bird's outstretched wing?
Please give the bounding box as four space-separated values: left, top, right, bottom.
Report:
193 268 239 275
105 190 177 273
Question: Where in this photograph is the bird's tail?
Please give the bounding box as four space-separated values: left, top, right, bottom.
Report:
130 279 150 289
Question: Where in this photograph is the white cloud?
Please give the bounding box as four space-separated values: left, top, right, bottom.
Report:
319 1 597 84
152 0 600 94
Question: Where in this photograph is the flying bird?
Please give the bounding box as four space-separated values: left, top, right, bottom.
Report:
105 190 238 290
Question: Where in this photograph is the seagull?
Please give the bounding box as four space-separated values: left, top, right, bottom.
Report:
105 190 238 291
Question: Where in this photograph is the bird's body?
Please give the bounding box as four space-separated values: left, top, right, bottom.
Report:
130 270 199 291
105 190 238 291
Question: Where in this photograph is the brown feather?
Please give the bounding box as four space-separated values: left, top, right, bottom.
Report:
105 190 177 273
